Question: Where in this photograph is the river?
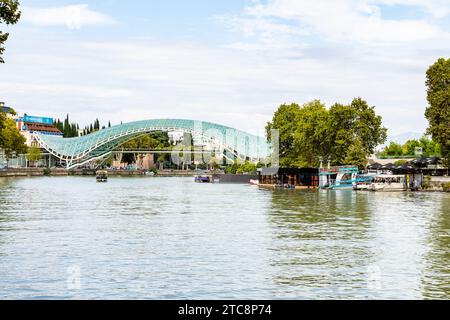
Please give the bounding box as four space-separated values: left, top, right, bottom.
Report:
0 176 448 299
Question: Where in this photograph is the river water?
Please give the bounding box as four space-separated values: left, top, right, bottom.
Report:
0 176 448 299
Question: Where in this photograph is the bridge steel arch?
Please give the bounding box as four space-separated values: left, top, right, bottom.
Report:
34 119 271 169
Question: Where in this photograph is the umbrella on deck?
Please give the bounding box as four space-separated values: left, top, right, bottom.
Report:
382 163 395 170
412 157 428 167
368 162 382 170
427 157 441 165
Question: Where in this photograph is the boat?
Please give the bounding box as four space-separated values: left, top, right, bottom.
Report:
96 170 108 182
320 166 359 190
194 175 211 183
369 174 407 191
249 179 259 186
353 174 376 191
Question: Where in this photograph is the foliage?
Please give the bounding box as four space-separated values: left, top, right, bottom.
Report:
120 131 171 164
209 156 220 170
0 108 27 158
54 115 79 138
26 145 41 165
225 160 257 174
422 176 432 190
343 138 369 170
425 58 450 164
43 168 51 176
54 115 114 137
379 136 441 158
266 98 387 167
236 160 257 174
380 141 403 157
0 0 21 63
393 159 408 166
442 182 450 192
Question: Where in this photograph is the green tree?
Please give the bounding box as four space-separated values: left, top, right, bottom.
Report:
0 113 27 160
425 58 450 165
267 98 386 168
402 139 421 156
379 136 442 158
225 160 240 174
236 160 257 174
379 141 403 157
26 146 41 167
266 103 302 166
328 98 387 164
120 132 172 164
343 138 369 170
0 0 21 63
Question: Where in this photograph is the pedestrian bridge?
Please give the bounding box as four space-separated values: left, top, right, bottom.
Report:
34 119 271 169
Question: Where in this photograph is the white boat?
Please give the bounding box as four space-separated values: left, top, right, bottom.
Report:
370 174 407 191
249 179 259 186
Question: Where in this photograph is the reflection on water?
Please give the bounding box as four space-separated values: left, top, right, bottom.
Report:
0 177 448 299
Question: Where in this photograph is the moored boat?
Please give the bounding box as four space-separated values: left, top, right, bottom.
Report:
369 174 407 191
195 175 211 183
96 170 108 183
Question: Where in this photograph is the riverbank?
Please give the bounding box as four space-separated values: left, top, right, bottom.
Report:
0 168 148 177
0 168 206 178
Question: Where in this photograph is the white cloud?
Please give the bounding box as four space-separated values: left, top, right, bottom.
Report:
22 4 115 30
1 1 449 137
225 0 449 45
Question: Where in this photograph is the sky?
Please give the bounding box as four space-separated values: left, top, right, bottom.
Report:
0 0 449 137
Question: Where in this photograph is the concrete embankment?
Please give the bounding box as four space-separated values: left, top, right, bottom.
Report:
426 176 450 192
0 168 147 177
0 168 208 178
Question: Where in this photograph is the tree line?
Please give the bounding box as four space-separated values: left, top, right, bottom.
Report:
379 136 441 158
54 115 112 138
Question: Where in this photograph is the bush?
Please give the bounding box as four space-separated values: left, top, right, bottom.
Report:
442 182 450 192
423 176 432 189
43 168 51 176
394 160 408 166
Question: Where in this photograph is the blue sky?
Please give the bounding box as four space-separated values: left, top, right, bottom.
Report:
1 0 449 137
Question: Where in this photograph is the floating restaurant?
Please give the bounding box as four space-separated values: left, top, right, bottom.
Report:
256 157 448 191
258 167 320 189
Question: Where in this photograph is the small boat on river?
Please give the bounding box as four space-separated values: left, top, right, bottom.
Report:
195 175 211 183
96 170 108 183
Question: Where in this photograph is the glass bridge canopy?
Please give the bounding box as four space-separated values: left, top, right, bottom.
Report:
35 119 271 166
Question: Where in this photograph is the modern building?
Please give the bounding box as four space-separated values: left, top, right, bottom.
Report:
15 113 63 146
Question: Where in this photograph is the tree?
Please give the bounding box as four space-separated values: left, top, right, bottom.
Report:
379 136 442 158
26 146 41 167
0 113 27 161
236 160 257 174
379 141 403 157
0 0 21 63
266 103 302 167
328 98 387 164
425 58 450 165
267 98 387 168
344 138 369 170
